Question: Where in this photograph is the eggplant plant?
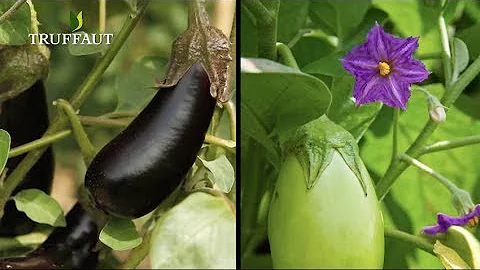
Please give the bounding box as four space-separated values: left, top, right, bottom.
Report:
0 0 235 269
241 0 480 269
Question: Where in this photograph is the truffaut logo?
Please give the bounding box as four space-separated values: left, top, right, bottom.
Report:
29 11 113 45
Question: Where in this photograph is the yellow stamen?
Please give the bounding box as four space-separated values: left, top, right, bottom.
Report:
467 216 479 227
378 61 391 76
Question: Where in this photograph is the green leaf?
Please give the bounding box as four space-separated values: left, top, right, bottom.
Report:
342 7 388 52
198 155 235 193
302 51 349 77
99 217 142 251
373 0 440 36
458 23 480 60
115 56 168 112
464 1 480 23
452 38 469 81
438 226 480 269
150 192 235 269
0 0 31 45
362 83 480 268
241 57 331 134
433 240 471 269
277 1 309 44
382 193 418 268
67 31 109 56
12 189 66 227
442 1 462 23
326 76 382 140
309 1 371 43
240 102 281 169
290 33 336 68
0 129 11 175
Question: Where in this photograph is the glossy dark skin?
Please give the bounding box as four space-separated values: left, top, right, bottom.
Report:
0 81 54 236
85 63 215 218
0 203 99 269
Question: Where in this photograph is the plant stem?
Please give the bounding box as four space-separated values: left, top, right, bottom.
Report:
242 0 273 25
443 55 480 106
0 1 149 218
209 106 224 136
384 227 434 255
421 135 480 155
70 1 149 110
8 130 72 158
439 14 452 87
391 108 399 164
79 115 132 128
0 225 53 251
243 0 279 60
224 101 236 141
203 106 224 159
100 111 138 119
53 99 96 165
398 153 458 194
204 134 236 154
120 231 152 269
376 120 438 200
0 0 27 25
213 0 235 38
26 0 38 35
99 0 106 34
276 42 299 70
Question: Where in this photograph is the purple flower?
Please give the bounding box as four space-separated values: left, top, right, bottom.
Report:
423 204 480 235
341 22 430 110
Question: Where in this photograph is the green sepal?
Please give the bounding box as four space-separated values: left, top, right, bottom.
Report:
280 115 368 195
451 188 475 216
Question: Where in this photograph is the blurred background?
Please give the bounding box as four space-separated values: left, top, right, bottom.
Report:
30 0 235 267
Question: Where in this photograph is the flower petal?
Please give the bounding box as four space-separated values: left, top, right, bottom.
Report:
365 22 389 61
422 211 476 236
353 74 410 110
390 36 419 62
352 74 383 105
423 224 445 235
341 43 378 79
371 75 410 110
437 213 469 227
473 204 480 217
393 59 430 84
387 75 409 109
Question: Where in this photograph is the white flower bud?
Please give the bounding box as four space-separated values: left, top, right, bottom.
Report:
429 106 446 123
425 94 447 124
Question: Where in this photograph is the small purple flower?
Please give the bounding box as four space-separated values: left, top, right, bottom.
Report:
341 22 430 110
423 204 480 235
